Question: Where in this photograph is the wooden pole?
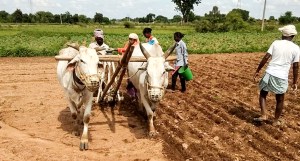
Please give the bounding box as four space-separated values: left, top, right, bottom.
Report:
100 43 134 101
55 55 177 62
112 46 134 101
261 0 267 31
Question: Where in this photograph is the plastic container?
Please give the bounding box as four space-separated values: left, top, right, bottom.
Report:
178 66 193 81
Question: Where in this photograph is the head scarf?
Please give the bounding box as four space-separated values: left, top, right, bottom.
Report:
278 25 297 36
129 33 139 42
94 29 104 39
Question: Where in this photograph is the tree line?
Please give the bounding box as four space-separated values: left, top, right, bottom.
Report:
0 6 299 32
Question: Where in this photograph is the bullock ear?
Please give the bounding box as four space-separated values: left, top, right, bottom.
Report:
66 55 79 71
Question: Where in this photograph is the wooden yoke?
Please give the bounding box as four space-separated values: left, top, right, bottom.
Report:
100 43 135 102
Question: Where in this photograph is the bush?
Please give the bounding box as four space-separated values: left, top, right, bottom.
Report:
195 20 212 33
123 21 135 28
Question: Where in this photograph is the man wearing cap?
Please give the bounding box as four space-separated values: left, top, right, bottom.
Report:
253 25 300 126
117 33 139 55
89 29 110 55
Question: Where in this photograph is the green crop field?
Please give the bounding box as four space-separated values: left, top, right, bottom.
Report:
0 24 299 57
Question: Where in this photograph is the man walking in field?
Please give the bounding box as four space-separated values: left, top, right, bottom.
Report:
253 24 300 126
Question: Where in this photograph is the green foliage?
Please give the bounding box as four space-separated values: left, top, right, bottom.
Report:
172 0 201 23
0 24 299 57
195 20 212 33
123 22 135 28
225 10 248 31
279 11 297 25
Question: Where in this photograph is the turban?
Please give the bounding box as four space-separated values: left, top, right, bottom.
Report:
94 29 104 38
129 33 138 40
278 25 297 36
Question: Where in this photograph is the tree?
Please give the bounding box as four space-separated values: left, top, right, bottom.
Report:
11 9 23 23
225 10 248 31
22 13 30 23
94 12 103 23
72 14 79 23
146 13 155 23
155 15 169 23
172 0 201 23
279 11 296 25
102 17 110 24
0 10 9 22
78 14 89 23
172 15 182 22
231 8 249 21
35 11 54 23
269 16 275 21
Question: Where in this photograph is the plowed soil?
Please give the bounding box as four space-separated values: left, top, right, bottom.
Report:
1 53 300 161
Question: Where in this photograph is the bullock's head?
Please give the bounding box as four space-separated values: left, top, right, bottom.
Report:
67 46 100 92
139 43 176 102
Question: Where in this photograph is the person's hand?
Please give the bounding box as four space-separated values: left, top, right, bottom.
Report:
292 84 298 91
253 72 259 82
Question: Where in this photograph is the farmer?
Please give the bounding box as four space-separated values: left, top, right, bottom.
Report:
253 24 300 126
117 33 140 100
89 29 110 55
171 32 188 93
117 33 139 55
143 27 159 45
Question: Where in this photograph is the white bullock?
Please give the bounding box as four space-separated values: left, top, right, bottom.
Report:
128 43 175 136
57 46 100 150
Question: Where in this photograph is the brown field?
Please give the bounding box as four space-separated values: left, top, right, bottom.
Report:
1 53 300 161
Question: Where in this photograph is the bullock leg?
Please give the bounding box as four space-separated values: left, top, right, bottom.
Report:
67 99 80 136
140 95 156 136
80 97 92 150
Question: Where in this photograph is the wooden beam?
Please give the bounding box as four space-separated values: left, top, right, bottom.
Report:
55 55 177 62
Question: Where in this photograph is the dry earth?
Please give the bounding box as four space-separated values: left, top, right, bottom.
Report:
1 53 300 161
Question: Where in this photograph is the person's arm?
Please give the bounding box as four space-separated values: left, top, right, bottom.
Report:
253 53 271 81
292 62 299 90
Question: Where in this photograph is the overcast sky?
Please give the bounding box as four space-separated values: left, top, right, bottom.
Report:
0 0 299 19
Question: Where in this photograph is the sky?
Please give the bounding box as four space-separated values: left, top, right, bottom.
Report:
0 0 300 19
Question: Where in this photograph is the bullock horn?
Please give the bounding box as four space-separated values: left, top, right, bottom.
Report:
139 43 151 59
164 43 177 59
67 43 80 51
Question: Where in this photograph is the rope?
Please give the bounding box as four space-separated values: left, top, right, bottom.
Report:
124 62 145 80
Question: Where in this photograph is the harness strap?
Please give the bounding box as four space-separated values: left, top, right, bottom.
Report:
73 69 84 85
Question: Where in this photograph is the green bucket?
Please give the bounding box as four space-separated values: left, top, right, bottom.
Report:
178 66 193 81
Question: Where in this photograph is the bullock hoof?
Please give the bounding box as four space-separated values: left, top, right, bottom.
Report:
80 140 89 150
148 131 157 137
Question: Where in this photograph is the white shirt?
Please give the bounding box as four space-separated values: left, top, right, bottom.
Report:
88 42 109 55
266 40 300 80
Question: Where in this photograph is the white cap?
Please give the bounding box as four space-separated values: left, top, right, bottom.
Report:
278 25 297 36
94 29 104 38
129 33 139 39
